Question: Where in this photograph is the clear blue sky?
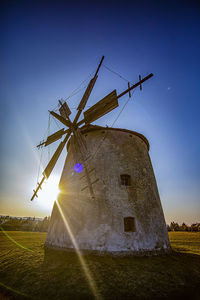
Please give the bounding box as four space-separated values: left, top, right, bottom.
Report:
0 0 199 224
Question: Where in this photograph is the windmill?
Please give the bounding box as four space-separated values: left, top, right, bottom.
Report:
31 56 170 254
31 56 153 201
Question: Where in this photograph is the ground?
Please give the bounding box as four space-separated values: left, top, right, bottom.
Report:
0 231 199 300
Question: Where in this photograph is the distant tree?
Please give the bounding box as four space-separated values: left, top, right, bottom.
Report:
191 223 200 232
167 224 171 231
180 223 188 231
170 222 180 231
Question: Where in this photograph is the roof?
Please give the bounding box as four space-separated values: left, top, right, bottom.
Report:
67 124 150 151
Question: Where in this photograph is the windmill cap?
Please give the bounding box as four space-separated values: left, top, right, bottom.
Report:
67 124 149 151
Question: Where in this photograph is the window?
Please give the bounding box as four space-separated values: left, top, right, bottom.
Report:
124 217 136 232
120 174 131 186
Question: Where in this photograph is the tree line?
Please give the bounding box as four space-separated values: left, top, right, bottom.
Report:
0 216 200 232
167 222 200 232
0 216 50 232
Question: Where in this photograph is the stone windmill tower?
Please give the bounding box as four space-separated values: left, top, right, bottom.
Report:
31 56 170 254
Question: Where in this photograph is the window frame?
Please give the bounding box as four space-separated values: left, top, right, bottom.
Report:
120 174 131 186
124 217 136 232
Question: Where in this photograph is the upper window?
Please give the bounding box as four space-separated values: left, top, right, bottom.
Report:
120 174 131 186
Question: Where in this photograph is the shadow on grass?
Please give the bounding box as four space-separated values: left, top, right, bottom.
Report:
41 247 200 300
0 247 200 300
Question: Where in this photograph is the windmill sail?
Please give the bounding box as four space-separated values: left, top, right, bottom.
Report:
84 90 118 124
50 111 71 127
45 128 65 146
31 56 154 203
59 102 71 118
73 56 104 124
77 77 98 111
36 129 69 148
43 133 71 179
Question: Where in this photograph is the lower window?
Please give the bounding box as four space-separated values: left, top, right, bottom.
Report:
124 217 136 232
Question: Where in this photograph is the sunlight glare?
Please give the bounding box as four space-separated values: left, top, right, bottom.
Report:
36 175 60 213
56 200 101 300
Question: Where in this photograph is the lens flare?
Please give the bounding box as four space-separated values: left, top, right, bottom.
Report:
0 281 30 298
0 226 33 252
74 163 84 173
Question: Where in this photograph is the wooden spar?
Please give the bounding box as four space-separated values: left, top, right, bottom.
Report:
128 82 131 98
31 177 45 201
80 168 95 179
80 164 96 199
81 178 99 192
139 75 142 91
94 55 104 77
49 111 71 127
36 129 69 148
77 77 98 111
31 132 71 201
73 56 104 125
76 73 153 127
117 73 153 99
43 132 71 179
36 140 45 149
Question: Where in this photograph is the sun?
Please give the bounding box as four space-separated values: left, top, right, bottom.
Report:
36 175 60 212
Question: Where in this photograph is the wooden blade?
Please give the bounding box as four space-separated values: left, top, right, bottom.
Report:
73 56 104 124
45 128 65 146
84 90 118 124
77 77 97 111
50 111 71 127
59 101 71 118
36 129 69 148
76 73 154 128
43 132 71 179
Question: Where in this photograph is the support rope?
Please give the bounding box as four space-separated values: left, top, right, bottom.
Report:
102 64 131 83
47 113 51 161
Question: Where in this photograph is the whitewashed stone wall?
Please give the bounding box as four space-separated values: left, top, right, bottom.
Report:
46 126 170 254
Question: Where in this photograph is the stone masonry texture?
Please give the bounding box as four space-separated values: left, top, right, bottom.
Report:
46 125 170 255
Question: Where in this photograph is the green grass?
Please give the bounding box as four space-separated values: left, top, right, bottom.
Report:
169 231 200 255
0 230 200 300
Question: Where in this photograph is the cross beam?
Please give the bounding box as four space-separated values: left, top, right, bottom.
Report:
117 73 153 99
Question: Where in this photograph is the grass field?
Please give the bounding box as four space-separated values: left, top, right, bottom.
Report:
0 231 200 300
